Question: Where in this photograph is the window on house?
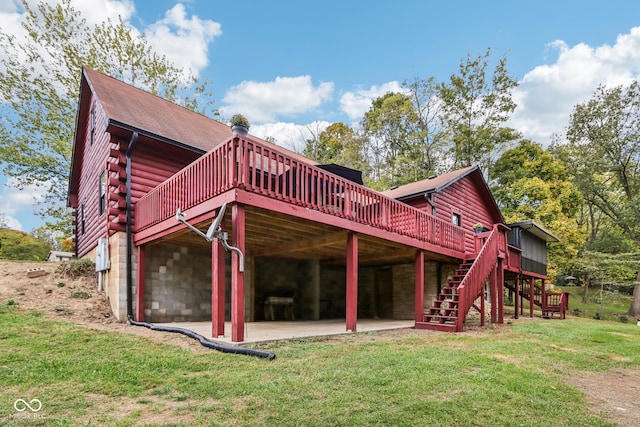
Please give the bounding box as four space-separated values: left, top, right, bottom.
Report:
99 171 106 216
90 105 95 145
81 204 86 235
452 212 461 227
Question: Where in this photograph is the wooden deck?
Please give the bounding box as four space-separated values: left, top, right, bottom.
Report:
133 135 467 259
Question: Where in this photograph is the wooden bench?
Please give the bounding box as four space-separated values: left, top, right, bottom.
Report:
264 296 295 321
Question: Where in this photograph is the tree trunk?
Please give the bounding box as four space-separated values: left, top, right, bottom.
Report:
582 273 590 304
628 270 640 317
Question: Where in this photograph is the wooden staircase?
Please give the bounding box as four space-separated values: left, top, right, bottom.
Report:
416 224 507 332
415 260 473 332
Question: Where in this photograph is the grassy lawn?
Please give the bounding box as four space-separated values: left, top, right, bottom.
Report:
557 284 636 323
1 303 639 426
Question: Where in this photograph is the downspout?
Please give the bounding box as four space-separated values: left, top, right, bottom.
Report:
125 131 139 319
73 207 79 259
424 191 436 214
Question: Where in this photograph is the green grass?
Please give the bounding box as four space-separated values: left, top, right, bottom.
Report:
558 285 634 322
1 304 638 426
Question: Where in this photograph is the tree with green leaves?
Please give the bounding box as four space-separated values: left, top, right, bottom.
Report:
566 251 639 306
437 49 520 171
361 92 414 188
361 91 437 189
0 228 51 261
303 122 369 179
402 76 445 176
0 0 215 236
491 139 585 278
563 81 640 316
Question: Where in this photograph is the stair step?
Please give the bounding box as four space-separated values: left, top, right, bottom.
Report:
427 310 459 318
424 311 458 319
415 322 457 332
432 313 458 319
428 311 457 318
436 300 458 307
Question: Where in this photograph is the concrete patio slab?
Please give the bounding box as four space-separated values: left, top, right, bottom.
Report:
155 319 415 344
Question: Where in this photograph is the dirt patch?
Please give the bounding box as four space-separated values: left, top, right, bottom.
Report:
0 260 113 324
566 369 640 427
0 260 207 352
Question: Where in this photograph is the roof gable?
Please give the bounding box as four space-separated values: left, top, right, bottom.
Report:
381 166 477 200
82 67 231 151
68 68 321 205
381 166 504 224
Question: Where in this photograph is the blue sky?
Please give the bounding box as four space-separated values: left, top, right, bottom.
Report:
2 0 640 232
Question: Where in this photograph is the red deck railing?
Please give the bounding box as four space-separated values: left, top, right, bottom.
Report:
135 136 466 252
506 245 521 271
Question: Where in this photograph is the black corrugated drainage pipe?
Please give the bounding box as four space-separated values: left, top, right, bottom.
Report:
128 317 276 360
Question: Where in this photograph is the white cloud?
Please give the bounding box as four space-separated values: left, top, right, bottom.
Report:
252 121 331 154
510 27 640 145
0 1 219 76
0 214 22 231
221 76 334 123
1 0 136 28
59 0 136 26
0 178 48 231
339 81 404 122
144 3 222 75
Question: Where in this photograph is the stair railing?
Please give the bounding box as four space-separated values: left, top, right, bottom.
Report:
455 224 505 331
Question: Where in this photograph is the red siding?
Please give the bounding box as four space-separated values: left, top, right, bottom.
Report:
403 178 498 255
74 95 111 257
73 96 203 257
128 141 200 224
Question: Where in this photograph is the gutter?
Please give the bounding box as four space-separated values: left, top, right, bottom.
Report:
125 131 139 319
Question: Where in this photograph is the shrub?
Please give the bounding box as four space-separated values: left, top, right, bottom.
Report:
70 290 91 299
56 258 95 279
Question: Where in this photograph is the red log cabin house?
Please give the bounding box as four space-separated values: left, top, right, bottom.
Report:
68 67 567 343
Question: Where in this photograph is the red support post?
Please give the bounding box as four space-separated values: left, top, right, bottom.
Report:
231 203 246 342
414 250 425 323
455 289 465 332
497 259 504 324
514 275 520 319
529 277 535 318
212 236 226 338
490 264 498 323
135 245 145 322
480 287 485 326
346 231 358 332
